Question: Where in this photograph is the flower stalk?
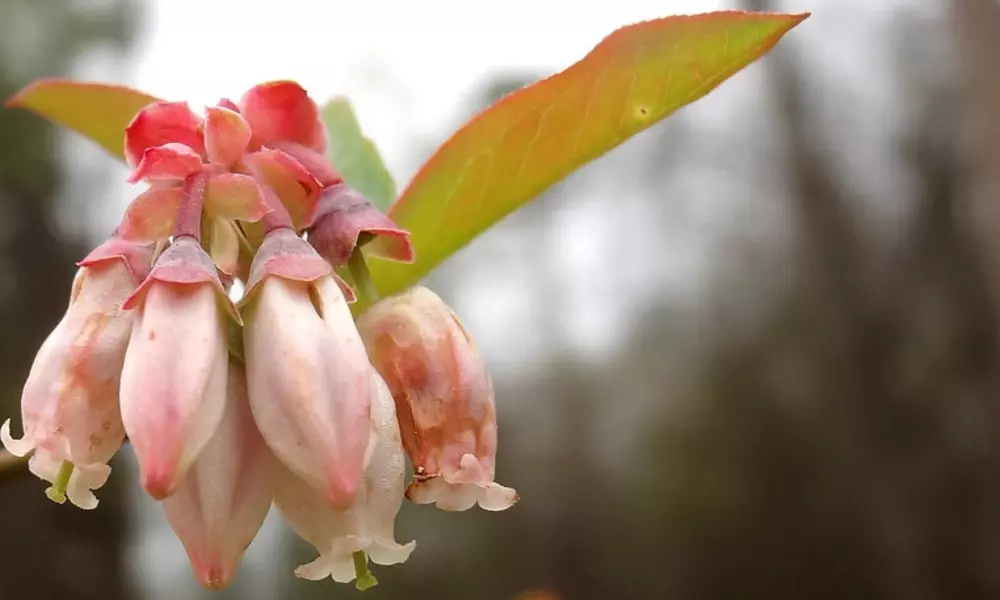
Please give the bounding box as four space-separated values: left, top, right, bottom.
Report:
347 246 379 310
352 551 378 591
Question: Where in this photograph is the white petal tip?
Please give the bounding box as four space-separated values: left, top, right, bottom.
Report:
369 540 416 567
0 419 33 457
407 476 518 512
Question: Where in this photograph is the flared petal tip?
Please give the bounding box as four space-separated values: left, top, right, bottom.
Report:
368 539 417 567
406 475 518 512
0 418 34 457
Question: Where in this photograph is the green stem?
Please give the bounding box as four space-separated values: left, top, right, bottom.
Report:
352 551 378 591
45 460 74 504
347 248 380 310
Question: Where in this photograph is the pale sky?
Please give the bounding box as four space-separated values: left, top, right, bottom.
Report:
126 0 723 185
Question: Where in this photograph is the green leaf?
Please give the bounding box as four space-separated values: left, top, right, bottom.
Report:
367 10 809 297
5 79 161 161
322 97 397 211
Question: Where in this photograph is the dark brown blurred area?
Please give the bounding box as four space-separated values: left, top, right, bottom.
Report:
0 1 139 599
8 1 1000 599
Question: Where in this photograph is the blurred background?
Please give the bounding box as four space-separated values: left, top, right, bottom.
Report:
2 0 999 598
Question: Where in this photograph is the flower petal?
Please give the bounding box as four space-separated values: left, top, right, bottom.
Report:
204 106 251 167
120 277 229 500
243 149 321 230
124 101 205 167
163 361 275 590
204 173 270 223
118 185 184 243
358 286 517 511
269 141 342 187
126 143 204 184
123 237 239 323
308 184 414 268
239 228 353 307
244 274 370 509
238 81 327 152
203 217 241 279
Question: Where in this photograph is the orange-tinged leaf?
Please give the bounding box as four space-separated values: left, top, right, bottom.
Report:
6 79 161 161
368 10 808 296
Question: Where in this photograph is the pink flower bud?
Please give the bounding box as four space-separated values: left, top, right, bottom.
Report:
0 235 153 509
274 372 415 583
242 229 370 509
119 238 235 500
357 286 518 512
163 361 275 590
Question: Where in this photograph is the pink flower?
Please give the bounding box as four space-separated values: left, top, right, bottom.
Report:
358 286 518 511
0 235 153 509
274 371 415 584
119 81 333 267
119 237 237 500
241 229 370 509
163 361 275 590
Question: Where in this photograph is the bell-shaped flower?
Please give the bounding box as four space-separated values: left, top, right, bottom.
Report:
0 234 154 509
358 286 518 511
119 237 238 500
163 360 275 590
274 371 415 585
241 228 369 509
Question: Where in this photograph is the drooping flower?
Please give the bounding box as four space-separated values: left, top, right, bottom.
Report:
163 360 275 590
358 286 517 511
0 234 153 509
119 236 237 500
241 228 370 509
274 370 415 584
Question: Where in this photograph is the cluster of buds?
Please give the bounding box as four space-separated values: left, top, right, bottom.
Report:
1 81 516 590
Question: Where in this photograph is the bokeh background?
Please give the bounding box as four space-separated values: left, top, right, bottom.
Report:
3 0 999 598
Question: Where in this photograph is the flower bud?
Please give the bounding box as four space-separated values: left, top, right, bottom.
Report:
0 235 153 509
274 371 415 584
119 237 234 500
163 361 275 590
242 229 370 509
358 286 517 511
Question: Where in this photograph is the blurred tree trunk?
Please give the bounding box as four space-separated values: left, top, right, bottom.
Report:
0 1 139 599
